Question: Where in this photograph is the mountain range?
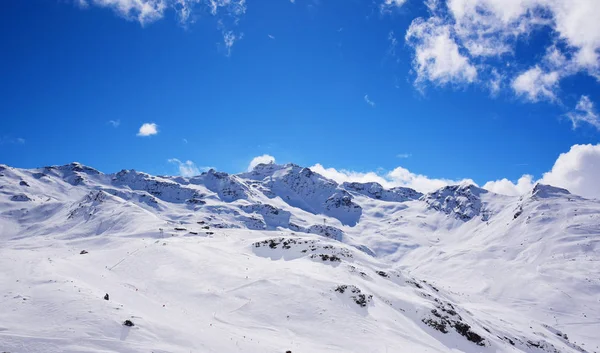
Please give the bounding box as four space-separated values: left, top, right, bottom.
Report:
0 162 598 353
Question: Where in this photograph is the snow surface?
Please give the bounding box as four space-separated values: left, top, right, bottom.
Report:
0 162 598 353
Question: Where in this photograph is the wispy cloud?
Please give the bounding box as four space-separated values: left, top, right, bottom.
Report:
0 136 25 145
364 95 375 107
108 119 121 127
137 123 158 137
77 0 247 55
396 153 411 158
223 30 243 56
380 0 408 14
268 34 275 40
168 158 210 177
387 30 398 60
567 95 600 130
183 138 188 144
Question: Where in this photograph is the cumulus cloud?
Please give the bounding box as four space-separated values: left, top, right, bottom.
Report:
566 96 600 130
247 154 276 171
309 163 475 193
539 144 600 199
404 0 600 100
168 158 210 177
137 123 158 136
364 95 375 107
512 66 560 102
483 144 600 199
483 175 535 196
405 17 477 87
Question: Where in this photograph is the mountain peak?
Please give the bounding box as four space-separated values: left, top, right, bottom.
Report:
531 183 571 198
55 162 101 175
423 183 490 221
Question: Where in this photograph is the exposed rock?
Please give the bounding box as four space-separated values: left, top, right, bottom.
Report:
343 182 422 202
10 194 32 202
422 184 488 221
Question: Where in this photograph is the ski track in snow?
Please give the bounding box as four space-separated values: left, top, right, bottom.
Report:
0 162 598 353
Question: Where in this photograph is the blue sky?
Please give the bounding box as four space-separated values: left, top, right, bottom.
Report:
1 0 599 195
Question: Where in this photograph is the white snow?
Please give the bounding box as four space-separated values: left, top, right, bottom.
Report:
0 162 598 353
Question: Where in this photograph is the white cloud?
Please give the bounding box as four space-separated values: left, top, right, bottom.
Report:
183 138 188 144
483 175 535 196
566 96 600 130
309 144 600 199
380 0 408 13
539 144 600 199
396 153 412 158
512 66 560 102
483 144 600 199
309 163 475 193
223 30 242 56
108 119 121 127
268 34 275 39
80 0 247 56
549 0 600 71
387 166 476 192
405 0 600 101
88 0 167 25
310 164 391 187
137 123 158 136
86 0 247 25
168 158 208 177
247 154 276 171
405 17 477 86
364 95 375 107
488 69 503 96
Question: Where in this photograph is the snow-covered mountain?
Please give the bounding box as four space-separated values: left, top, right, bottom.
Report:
0 162 598 353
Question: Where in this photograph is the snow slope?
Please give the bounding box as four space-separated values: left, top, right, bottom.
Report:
0 162 598 353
